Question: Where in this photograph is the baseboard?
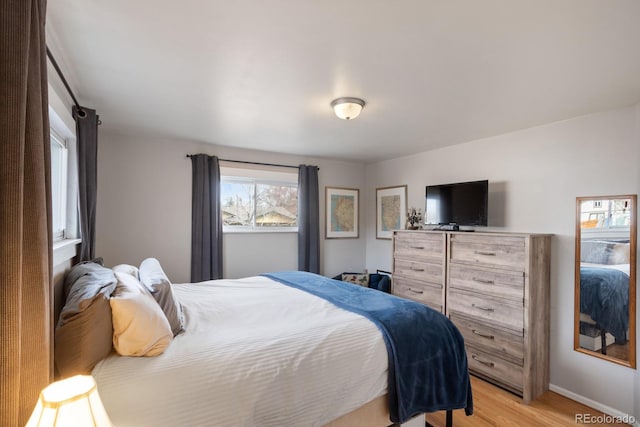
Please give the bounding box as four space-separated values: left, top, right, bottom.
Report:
549 383 637 425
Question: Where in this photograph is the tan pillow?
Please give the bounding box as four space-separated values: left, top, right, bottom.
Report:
55 262 117 377
110 272 173 357
55 293 114 377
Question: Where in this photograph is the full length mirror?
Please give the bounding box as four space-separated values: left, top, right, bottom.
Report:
575 195 637 368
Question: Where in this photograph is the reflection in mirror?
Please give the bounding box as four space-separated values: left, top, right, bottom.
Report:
575 195 636 368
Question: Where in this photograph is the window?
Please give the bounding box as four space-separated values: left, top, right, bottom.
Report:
580 199 631 230
221 166 298 232
48 93 79 244
50 130 68 241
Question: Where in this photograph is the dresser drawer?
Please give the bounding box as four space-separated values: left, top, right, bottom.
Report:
467 346 523 394
450 313 524 365
393 276 443 312
394 232 444 262
449 234 526 271
394 258 443 284
448 289 523 334
448 264 524 303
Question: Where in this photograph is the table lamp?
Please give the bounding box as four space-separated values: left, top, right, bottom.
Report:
26 375 112 426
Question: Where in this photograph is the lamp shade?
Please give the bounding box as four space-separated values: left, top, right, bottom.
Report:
331 97 365 120
26 375 112 427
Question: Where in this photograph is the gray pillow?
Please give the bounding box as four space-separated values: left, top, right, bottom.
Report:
62 258 104 297
55 262 117 377
139 258 185 336
581 240 614 265
581 240 630 265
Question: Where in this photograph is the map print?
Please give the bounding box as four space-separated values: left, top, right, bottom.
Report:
330 195 355 232
381 195 401 230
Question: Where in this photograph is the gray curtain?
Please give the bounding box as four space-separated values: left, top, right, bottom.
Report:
0 0 53 423
74 105 99 261
297 165 320 273
190 154 223 281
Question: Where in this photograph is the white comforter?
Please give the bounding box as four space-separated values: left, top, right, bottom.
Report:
93 276 388 427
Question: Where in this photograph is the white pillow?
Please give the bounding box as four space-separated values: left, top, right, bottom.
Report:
112 264 140 279
110 272 172 356
139 258 185 336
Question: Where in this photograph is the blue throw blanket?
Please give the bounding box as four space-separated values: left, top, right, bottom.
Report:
580 266 629 342
263 271 473 423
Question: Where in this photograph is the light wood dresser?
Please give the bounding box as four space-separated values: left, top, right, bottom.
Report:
392 230 551 403
392 231 446 313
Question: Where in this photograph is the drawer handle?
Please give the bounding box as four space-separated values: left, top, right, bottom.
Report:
471 303 494 312
472 277 495 284
471 354 495 367
409 266 425 272
471 329 495 340
474 250 497 256
409 245 425 250
408 288 424 294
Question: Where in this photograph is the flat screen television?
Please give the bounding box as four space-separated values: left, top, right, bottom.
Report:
425 180 488 228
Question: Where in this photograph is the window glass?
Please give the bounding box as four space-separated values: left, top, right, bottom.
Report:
580 199 631 229
50 131 68 241
221 167 298 231
221 180 254 226
255 182 298 227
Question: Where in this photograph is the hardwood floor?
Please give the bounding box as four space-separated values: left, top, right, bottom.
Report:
424 376 630 427
605 341 629 361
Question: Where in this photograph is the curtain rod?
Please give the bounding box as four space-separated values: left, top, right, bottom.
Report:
46 46 101 124
186 155 319 170
46 47 82 112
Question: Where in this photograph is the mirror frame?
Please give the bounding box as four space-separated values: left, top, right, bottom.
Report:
574 195 637 368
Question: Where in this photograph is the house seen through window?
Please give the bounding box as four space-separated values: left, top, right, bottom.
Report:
221 166 298 231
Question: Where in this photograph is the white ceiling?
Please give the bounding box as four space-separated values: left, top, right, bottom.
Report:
46 0 640 163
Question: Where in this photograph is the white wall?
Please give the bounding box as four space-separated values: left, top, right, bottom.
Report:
95 135 366 282
364 104 640 417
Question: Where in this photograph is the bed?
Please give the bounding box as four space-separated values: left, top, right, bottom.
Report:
579 240 630 353
55 262 473 427
580 264 630 346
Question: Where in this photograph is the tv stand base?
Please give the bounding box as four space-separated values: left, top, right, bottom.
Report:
438 224 459 231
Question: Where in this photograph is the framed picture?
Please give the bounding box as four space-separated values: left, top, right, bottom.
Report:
325 187 359 239
376 185 407 239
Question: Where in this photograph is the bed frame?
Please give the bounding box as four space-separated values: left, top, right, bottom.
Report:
325 395 453 427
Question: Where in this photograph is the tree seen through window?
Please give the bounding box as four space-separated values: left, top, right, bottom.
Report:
221 179 298 228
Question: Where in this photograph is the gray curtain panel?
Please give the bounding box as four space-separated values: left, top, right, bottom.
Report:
190 154 223 281
0 0 53 423
297 165 320 273
74 105 99 261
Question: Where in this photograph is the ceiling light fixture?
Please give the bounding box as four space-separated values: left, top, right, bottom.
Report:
331 97 365 120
